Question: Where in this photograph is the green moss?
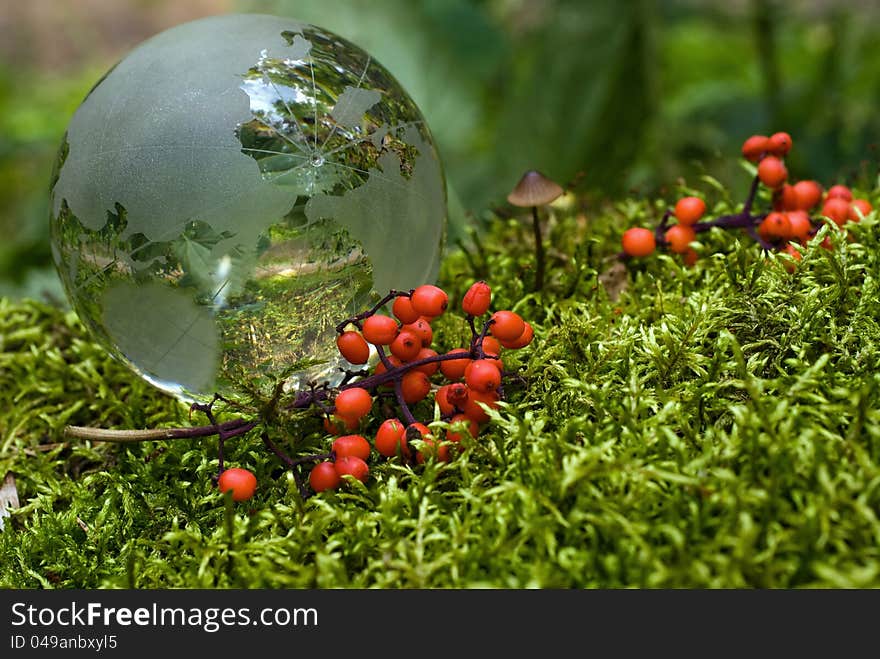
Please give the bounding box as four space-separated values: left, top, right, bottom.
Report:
2 189 880 588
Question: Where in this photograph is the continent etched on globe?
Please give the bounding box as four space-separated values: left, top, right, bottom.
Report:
49 13 447 403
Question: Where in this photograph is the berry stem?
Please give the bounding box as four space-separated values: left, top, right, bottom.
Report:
64 418 257 443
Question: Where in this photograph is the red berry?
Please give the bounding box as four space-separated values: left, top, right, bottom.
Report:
446 414 479 443
782 243 803 273
446 382 469 406
324 414 359 434
336 331 370 365
741 134 770 162
664 224 696 254
499 322 534 349
786 210 812 242
826 185 853 202
392 295 421 324
373 354 402 381
822 197 851 226
401 370 431 404
767 131 792 156
757 156 787 189
332 434 371 461
758 212 791 241
412 347 440 375
374 418 408 458
416 438 450 464
778 184 800 211
334 387 373 421
461 281 492 316
489 310 525 342
406 422 433 441
334 455 369 483
401 319 433 347
410 285 448 317
682 248 698 267
849 199 872 222
621 227 655 257
309 462 341 492
389 330 421 361
439 348 472 380
362 314 399 345
673 197 706 225
793 180 822 210
482 336 503 357
464 359 502 394
218 468 257 502
435 384 456 416
462 389 499 425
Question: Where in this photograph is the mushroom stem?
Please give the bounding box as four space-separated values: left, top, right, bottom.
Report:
531 205 545 292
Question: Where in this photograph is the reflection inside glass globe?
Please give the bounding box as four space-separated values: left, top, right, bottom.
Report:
49 14 446 404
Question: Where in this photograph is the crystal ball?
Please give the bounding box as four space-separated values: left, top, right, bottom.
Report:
49 13 447 403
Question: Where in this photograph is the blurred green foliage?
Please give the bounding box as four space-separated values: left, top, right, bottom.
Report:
2 0 879 298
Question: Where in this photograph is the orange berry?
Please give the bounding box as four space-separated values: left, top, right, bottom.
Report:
309 461 341 492
401 370 431 404
413 347 439 376
757 156 788 189
446 414 479 443
401 318 433 347
334 456 369 483
499 322 534 349
217 468 257 502
767 131 792 156
489 310 525 342
334 387 373 421
392 295 421 324
621 227 655 257
822 197 851 226
461 280 492 316
826 185 853 201
849 199 872 222
786 210 812 242
416 438 450 464
664 224 696 253
336 330 370 365
481 336 502 357
464 359 502 394
389 330 421 361
439 348 471 381
410 285 448 317
741 134 770 162
362 314 399 345
673 197 706 225
779 184 800 211
462 389 499 425
793 180 822 210
682 248 698 267
332 434 371 461
374 418 408 458
324 414 359 435
446 382 469 407
782 243 802 273
758 212 791 241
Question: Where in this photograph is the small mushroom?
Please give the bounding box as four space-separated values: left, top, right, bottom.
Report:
507 170 564 292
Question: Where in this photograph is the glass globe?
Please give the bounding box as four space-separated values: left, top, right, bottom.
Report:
49 13 447 404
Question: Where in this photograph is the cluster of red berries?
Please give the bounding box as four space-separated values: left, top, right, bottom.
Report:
620 132 873 267
217 281 534 501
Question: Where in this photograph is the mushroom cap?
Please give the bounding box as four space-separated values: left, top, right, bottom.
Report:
507 170 564 207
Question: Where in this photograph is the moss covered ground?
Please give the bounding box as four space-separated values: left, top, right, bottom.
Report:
2 186 880 588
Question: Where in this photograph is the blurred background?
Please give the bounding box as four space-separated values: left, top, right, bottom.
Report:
1 0 878 300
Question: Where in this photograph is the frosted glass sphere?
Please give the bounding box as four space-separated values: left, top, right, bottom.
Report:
49 13 447 403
